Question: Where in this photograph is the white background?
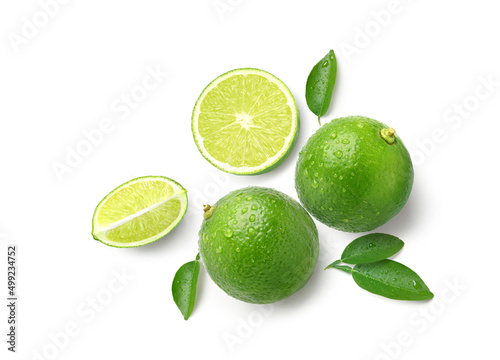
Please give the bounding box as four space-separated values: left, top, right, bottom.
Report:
1 0 499 359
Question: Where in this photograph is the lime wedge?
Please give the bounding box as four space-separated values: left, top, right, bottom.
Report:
192 68 299 175
92 176 188 248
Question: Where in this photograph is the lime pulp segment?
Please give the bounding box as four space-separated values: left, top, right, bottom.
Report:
92 176 188 247
192 68 299 174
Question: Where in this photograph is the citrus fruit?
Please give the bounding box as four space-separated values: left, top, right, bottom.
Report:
198 187 319 304
295 116 414 232
191 68 299 175
92 176 188 247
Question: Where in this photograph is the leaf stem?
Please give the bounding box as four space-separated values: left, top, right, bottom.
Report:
325 260 353 274
380 128 396 145
203 205 217 220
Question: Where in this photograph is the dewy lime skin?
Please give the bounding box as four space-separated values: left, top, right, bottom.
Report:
295 116 414 233
198 187 319 304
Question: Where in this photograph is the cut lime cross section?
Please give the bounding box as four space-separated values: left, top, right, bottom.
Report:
192 68 299 175
92 176 188 248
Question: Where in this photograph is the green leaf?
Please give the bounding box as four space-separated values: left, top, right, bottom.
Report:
172 254 201 320
325 260 353 274
352 260 434 301
305 49 337 124
341 233 404 264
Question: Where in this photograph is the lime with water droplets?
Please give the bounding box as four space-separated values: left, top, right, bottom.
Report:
295 116 414 232
198 187 319 304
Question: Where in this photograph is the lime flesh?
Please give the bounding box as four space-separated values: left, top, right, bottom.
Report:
92 176 188 247
198 187 319 304
192 68 299 175
295 116 414 232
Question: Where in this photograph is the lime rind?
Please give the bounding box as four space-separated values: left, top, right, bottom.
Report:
192 68 299 175
91 176 188 248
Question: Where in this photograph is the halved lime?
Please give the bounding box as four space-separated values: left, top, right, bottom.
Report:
191 68 299 175
92 176 188 248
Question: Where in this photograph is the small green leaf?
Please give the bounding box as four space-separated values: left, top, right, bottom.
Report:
325 260 353 273
341 233 404 264
306 49 337 124
352 260 434 301
172 254 201 320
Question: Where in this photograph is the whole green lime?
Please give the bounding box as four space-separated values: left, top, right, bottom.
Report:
295 116 414 232
198 187 319 304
